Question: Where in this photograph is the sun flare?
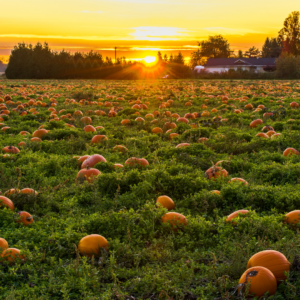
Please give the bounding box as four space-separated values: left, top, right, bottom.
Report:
144 56 157 64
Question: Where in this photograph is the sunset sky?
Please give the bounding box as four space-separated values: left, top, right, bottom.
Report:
1 0 299 62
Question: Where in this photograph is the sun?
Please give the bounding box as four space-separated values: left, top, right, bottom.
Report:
144 56 157 64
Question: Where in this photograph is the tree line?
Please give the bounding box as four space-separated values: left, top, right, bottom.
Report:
5 43 191 79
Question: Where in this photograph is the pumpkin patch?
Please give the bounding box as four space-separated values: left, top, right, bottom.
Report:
0 79 300 298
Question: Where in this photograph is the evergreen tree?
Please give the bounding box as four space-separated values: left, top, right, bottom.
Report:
238 50 244 58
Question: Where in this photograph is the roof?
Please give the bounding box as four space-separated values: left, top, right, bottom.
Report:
205 58 276 67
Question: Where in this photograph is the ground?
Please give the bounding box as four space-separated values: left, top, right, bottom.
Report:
0 79 300 299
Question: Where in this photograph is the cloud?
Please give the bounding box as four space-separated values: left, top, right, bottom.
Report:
130 26 190 41
203 27 262 36
78 10 104 13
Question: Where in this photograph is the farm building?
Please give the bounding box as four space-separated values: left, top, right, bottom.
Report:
204 57 276 73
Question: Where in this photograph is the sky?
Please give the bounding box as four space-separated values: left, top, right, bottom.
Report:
1 0 299 62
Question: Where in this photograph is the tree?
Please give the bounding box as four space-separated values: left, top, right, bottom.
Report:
198 35 231 58
189 48 201 68
262 38 282 57
173 52 185 64
163 54 168 62
157 51 163 62
278 11 300 55
238 50 244 58
244 46 261 58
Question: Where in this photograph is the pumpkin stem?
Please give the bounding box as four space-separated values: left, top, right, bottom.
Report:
232 270 258 297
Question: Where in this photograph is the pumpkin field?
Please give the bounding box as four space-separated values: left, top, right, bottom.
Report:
1 79 300 299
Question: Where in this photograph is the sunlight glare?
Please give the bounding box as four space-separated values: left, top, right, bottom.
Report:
144 56 157 64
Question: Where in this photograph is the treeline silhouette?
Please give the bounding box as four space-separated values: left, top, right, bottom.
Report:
5 42 192 79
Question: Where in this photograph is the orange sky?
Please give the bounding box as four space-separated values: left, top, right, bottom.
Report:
1 0 299 62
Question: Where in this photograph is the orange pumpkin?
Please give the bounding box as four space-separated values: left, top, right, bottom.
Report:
285 210 300 225
0 238 8 250
16 211 33 226
283 148 299 157
81 154 107 169
250 119 263 128
83 125 96 133
91 135 108 144
1 248 25 263
176 117 189 124
125 157 149 167
78 234 108 257
161 212 187 231
238 266 277 297
20 188 38 195
32 129 48 138
229 178 248 185
175 143 190 148
226 210 249 223
77 168 101 183
205 166 228 180
113 145 128 153
156 196 175 210
255 133 269 138
247 250 290 282
3 146 20 154
152 127 163 134
0 196 14 210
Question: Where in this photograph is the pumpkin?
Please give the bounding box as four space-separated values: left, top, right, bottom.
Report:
156 196 175 210
77 155 90 165
83 125 96 133
121 119 131 125
20 188 38 195
250 119 263 128
238 267 277 297
0 238 8 250
175 143 190 148
271 133 282 139
285 210 300 225
210 190 220 195
1 248 25 263
77 168 101 183
226 210 249 223
20 131 30 136
262 125 274 132
18 141 26 147
205 166 228 180
255 132 269 138
176 117 189 124
290 102 299 108
3 146 20 154
32 129 48 138
0 196 14 210
247 250 290 282
31 137 42 142
198 137 208 143
283 148 299 157
113 145 128 153
266 130 276 137
113 163 124 168
161 212 187 230
125 157 149 167
229 178 248 185
81 154 107 169
80 116 92 124
5 188 20 196
169 133 179 139
78 234 108 257
16 211 33 226
152 127 163 134
91 135 108 144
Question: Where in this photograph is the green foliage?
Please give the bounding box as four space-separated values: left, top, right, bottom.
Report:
1 79 300 299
